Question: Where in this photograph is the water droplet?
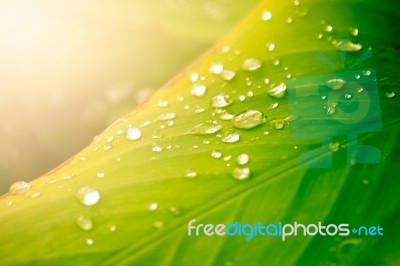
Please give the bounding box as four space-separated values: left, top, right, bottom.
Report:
221 132 240 143
232 110 265 129
157 112 176 121
169 206 180 215
152 145 163 152
272 58 280 66
355 74 361 80
286 17 293 23
6 201 13 206
211 150 222 159
191 85 207 97
157 100 168 108
80 156 88 162
29 191 41 199
220 111 235 121
326 104 337 116
357 88 364 93
350 27 359 36
185 121 222 135
324 24 333 32
110 225 117 232
86 238 94 245
237 154 249 165
9 181 31 195
221 46 230 53
267 43 275 51
211 94 233 108
261 10 272 21
270 120 284 130
153 220 164 229
326 78 346 90
238 95 246 101
209 63 224 74
232 167 250 180
264 78 270 85
184 170 197 178
96 172 105 178
329 142 340 152
268 83 287 98
220 70 236 81
269 102 279 110
126 127 141 141
103 144 112 151
76 186 100 206
148 202 158 211
177 96 184 101
362 70 371 76
247 91 254 97
385 91 396 98
335 40 362 52
76 214 93 231
263 131 270 136
242 58 262 71
190 73 199 83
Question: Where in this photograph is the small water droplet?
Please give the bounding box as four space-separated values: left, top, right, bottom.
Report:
153 220 164 229
96 172 105 178
268 83 287 98
238 95 246 101
272 58 280 66
219 111 234 121
247 91 254 97
362 70 371 76
232 167 250 180
326 78 346 90
269 102 279 109
326 104 337 116
242 58 262 71
221 132 240 143
209 63 224 74
264 78 270 85
86 238 94 245
324 24 333 32
126 127 142 141
191 85 207 97
220 70 236 81
223 155 232 161
329 142 340 152
221 46 230 53
157 112 176 121
232 110 265 129
335 40 362 52
190 73 199 83
385 91 396 98
6 201 13 206
186 122 222 135
141 121 151 127
9 181 31 195
148 202 158 211
267 43 275 51
263 131 270 136
184 169 197 178
357 87 364 93
76 186 100 206
237 154 249 165
29 191 41 199
103 144 112 151
350 27 359 36
211 94 233 108
157 100 168 108
76 214 93 231
110 225 117 232
152 144 163 152
169 206 180 215
80 156 88 162
362 179 369 185
270 120 284 130
344 93 353 99
261 10 272 21
177 96 184 101
211 150 222 159
286 17 293 23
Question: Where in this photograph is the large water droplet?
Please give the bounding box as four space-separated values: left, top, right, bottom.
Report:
232 110 265 129
126 127 141 141
9 181 31 195
76 186 100 206
335 40 362 52
209 63 224 75
220 70 236 81
76 214 93 231
211 94 233 108
157 112 176 121
326 78 346 90
237 154 249 165
242 58 262 71
268 83 287 98
221 132 240 143
185 122 222 135
232 167 250 180
191 85 207 97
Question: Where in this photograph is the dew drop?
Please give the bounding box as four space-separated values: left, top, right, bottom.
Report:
152 144 163 152
86 238 94 245
190 73 199 83
269 102 279 110
9 181 31 195
76 186 100 206
232 167 250 180
267 43 275 51
96 172 105 178
237 154 249 165
385 91 396 98
184 169 197 178
220 70 236 81
344 93 353 99
221 132 240 143
148 202 158 211
157 112 176 121
223 155 232 161
268 83 287 98
191 85 207 97
211 150 222 159
209 63 224 74
232 110 265 129
76 214 93 231
242 58 262 71
238 95 246 101
261 10 272 21
335 40 362 52
326 78 346 90
211 94 233 108
126 127 141 141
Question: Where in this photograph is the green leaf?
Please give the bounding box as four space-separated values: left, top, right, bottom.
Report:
1 0 399 265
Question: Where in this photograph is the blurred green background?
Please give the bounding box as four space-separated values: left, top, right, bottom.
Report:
0 0 259 193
